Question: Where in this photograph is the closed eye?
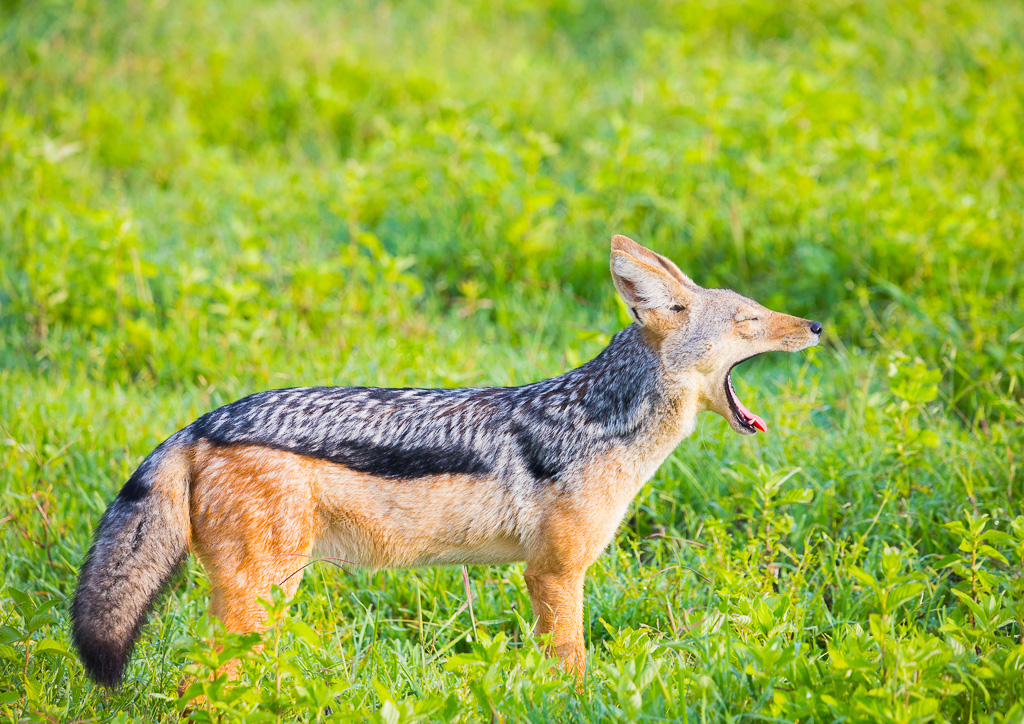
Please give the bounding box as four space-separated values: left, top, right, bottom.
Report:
670 304 685 313
738 317 760 323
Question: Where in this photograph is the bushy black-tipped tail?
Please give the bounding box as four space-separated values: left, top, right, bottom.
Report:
71 432 193 687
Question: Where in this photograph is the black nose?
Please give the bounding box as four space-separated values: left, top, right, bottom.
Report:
809 321 823 335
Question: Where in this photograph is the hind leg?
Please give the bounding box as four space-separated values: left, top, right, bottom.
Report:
203 562 307 681
176 568 306 704
190 443 320 682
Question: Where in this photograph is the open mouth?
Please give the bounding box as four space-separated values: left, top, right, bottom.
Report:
725 356 767 433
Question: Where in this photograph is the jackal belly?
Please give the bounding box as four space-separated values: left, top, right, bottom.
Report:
313 524 525 569
312 467 527 570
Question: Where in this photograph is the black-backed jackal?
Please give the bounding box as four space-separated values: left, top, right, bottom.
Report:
72 236 822 687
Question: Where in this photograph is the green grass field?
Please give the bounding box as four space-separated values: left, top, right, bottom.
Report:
2 0 1023 720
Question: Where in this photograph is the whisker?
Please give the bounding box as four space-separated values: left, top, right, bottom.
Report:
273 554 355 586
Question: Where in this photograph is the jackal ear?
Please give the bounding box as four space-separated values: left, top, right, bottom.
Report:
610 249 697 327
610 235 697 289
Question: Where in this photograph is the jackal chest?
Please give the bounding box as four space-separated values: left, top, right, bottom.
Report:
560 407 697 556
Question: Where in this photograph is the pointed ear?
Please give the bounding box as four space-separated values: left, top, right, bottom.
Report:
611 235 697 289
610 237 698 327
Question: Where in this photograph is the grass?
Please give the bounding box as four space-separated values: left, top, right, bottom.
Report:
1 0 1023 721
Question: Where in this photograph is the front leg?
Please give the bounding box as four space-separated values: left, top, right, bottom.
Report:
524 565 587 679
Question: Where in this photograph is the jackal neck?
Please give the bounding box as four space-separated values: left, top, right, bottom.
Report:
553 323 665 438
565 323 698 452
576 324 702 488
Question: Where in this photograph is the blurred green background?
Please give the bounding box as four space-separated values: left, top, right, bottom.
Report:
1 0 1022 721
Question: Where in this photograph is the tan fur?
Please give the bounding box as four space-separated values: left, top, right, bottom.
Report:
313 467 524 569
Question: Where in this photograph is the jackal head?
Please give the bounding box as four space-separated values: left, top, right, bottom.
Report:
610 235 822 435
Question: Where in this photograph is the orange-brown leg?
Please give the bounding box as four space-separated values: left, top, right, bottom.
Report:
176 567 307 706
524 566 587 680
203 564 307 681
189 444 320 684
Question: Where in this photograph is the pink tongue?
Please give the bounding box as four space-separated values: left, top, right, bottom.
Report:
735 398 767 433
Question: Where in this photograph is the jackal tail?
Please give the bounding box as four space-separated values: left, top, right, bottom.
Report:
71 431 194 687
